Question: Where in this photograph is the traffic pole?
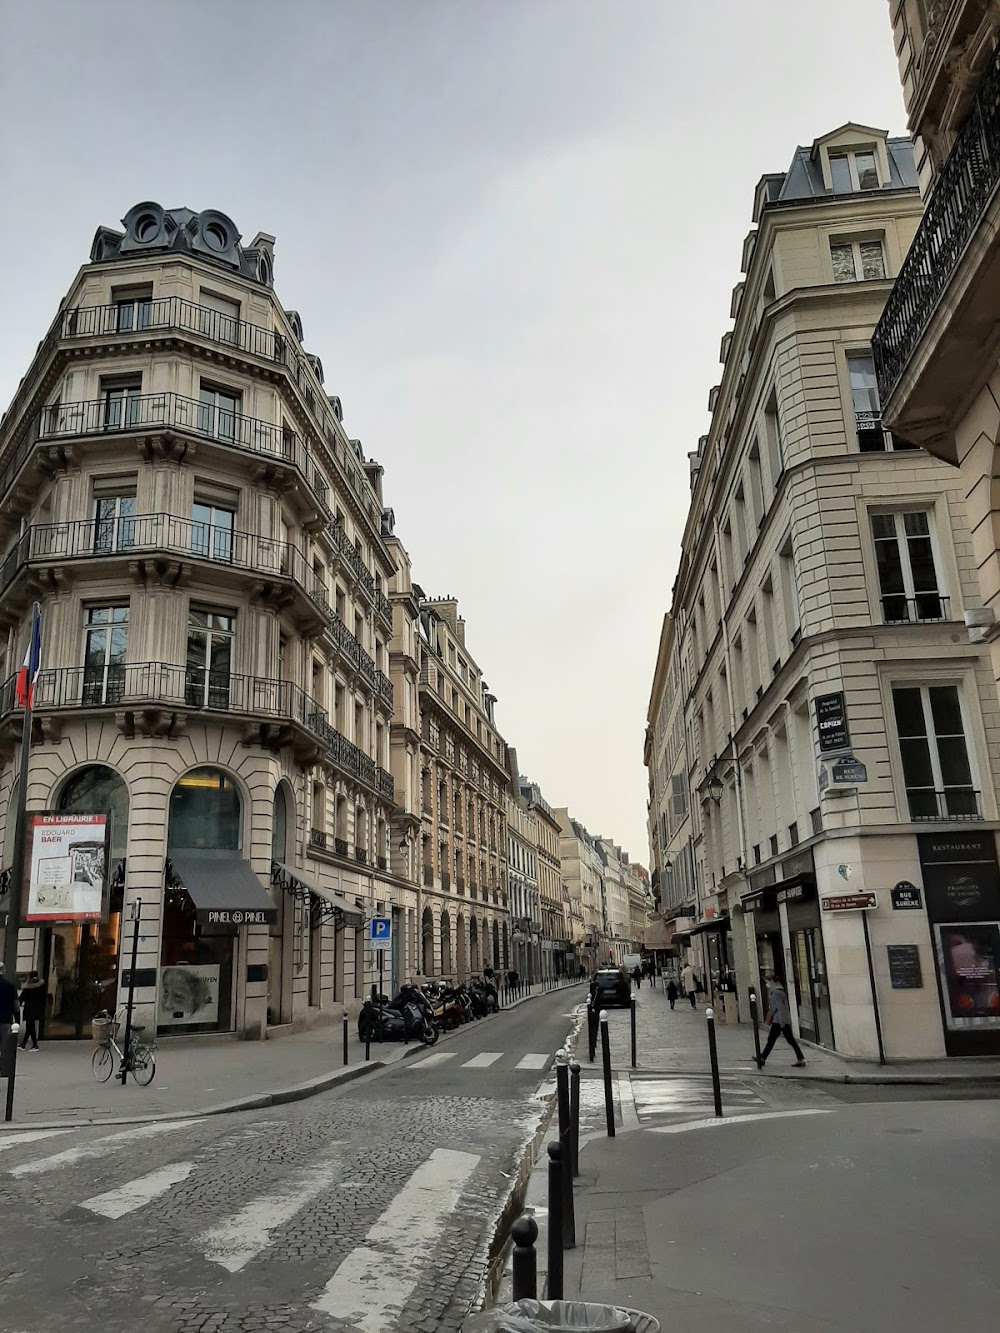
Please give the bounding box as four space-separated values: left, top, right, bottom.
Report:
748 989 762 1069
342 1010 349 1066
511 1216 538 1302
599 1009 615 1138
546 1141 564 1300
707 1006 723 1117
119 897 141 1085
555 1056 575 1249
569 1061 581 1178
630 995 637 1069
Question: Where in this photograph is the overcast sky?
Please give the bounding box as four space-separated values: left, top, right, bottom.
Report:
0 0 907 863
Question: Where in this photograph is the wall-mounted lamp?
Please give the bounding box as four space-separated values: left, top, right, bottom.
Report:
707 776 724 804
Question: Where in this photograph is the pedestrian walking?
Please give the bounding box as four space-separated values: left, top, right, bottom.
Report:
632 966 642 989
0 963 21 1047
18 970 45 1050
681 962 698 1009
757 974 806 1068
667 979 678 1009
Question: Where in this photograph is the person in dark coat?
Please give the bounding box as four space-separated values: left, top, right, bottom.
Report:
18 970 45 1050
666 978 679 1010
0 963 21 1046
758 974 806 1068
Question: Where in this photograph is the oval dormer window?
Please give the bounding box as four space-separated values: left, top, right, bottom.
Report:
204 221 229 252
135 212 159 242
257 252 272 284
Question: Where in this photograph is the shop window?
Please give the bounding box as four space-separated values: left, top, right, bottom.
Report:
168 767 242 852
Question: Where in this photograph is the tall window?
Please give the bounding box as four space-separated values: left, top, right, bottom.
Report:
830 150 880 192
186 609 234 708
198 291 240 345
112 286 153 333
169 767 241 851
831 238 886 282
93 493 136 554
893 685 977 820
872 512 944 622
82 605 128 705
779 537 801 644
191 502 234 562
763 391 784 492
848 350 915 452
197 385 239 442
747 441 765 525
103 381 142 431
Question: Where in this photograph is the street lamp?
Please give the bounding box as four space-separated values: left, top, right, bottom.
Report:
707 776 724 804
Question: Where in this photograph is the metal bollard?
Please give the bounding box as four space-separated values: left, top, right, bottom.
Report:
546 1141 564 1300
365 1022 371 1062
342 1011 349 1066
630 996 637 1070
569 1061 581 1178
555 1057 576 1249
511 1215 538 1302
749 989 762 1068
706 1006 723 1117
1 1030 18 1122
587 1001 597 1063
599 1010 615 1138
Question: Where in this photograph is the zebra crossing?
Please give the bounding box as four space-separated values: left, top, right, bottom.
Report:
407 1049 554 1072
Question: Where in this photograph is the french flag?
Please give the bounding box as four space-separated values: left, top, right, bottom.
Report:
15 607 41 710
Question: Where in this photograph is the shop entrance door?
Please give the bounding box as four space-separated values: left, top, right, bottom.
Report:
42 921 120 1039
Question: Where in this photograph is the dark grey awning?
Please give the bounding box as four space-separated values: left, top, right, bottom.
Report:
169 852 277 925
272 862 364 928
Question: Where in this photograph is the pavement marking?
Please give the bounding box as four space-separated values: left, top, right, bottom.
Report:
198 1156 341 1272
81 1161 195 1219
410 1051 457 1069
0 1130 69 1154
515 1054 551 1070
313 1146 480 1331
462 1051 504 1069
649 1108 834 1134
8 1119 202 1178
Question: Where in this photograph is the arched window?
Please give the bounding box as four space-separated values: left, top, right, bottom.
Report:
58 765 129 863
272 784 292 863
168 767 241 852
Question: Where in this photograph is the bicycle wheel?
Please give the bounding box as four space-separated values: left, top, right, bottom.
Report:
130 1045 156 1087
92 1044 114 1082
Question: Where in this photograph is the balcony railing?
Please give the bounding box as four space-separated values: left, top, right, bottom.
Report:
423 865 434 886
375 671 393 707
375 588 392 627
907 787 982 821
309 828 328 850
441 870 451 891
0 662 391 797
377 855 388 870
873 38 1000 403
335 837 348 857
327 522 376 603
355 847 368 865
881 593 951 624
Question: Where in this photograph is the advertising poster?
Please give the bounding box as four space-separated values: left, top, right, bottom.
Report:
160 964 221 1026
935 923 1000 1029
24 813 108 923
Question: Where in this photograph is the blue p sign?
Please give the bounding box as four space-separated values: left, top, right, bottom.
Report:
369 916 391 946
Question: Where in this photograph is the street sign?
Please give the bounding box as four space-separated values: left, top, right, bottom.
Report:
815 691 850 754
821 892 877 912
890 882 922 910
368 916 392 950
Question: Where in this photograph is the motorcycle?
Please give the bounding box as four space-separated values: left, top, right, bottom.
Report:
358 985 438 1045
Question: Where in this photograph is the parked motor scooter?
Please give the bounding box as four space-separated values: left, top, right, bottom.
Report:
358 985 438 1045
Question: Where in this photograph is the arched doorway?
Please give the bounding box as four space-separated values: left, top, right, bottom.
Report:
162 766 243 1034
502 922 510 971
269 782 295 1025
422 906 435 976
492 919 500 971
441 910 452 975
470 916 480 974
456 912 468 981
44 765 129 1038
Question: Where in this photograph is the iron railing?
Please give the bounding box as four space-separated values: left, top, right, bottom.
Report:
375 671 393 707
907 787 982 821
309 828 328 850
355 847 368 865
873 38 1000 402
335 837 348 857
880 593 951 624
327 521 376 603
0 662 392 799
375 588 392 626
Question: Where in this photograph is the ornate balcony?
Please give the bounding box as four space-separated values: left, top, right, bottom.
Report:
873 38 1000 445
375 671 394 708
375 588 392 628
375 767 395 800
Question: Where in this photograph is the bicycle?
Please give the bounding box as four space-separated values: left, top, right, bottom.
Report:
91 1010 156 1086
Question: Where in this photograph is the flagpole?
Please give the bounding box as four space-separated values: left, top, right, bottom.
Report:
3 601 40 981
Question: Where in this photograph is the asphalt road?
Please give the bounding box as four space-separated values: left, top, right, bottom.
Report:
0 987 585 1333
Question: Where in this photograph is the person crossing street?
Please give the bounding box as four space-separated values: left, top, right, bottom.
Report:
757 973 806 1068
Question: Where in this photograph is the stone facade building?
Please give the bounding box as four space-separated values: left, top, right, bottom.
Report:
655 127 1000 1058
414 596 510 981
518 776 571 979
0 203 411 1039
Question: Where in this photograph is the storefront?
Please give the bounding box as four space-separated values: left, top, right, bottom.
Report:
917 830 1000 1057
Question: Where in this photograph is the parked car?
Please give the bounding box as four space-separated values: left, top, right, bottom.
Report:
590 967 632 1009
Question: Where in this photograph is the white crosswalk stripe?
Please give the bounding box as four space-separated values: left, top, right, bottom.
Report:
198 1154 341 1272
312 1147 480 1330
409 1051 456 1069
81 1161 195 1219
515 1053 550 1070
8 1119 201 1178
462 1051 503 1068
0 1130 69 1154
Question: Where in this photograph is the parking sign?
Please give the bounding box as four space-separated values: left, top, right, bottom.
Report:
368 916 392 950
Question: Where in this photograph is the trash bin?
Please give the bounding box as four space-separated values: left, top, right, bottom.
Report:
462 1300 660 1332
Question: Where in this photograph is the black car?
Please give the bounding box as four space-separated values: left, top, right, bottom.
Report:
590 967 632 1009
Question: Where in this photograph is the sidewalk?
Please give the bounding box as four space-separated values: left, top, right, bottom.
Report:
0 984 576 1129
597 978 1000 1084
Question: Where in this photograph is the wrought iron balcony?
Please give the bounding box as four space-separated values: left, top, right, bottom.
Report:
423 865 434 886
335 837 348 857
326 521 376 603
355 847 367 865
881 592 951 623
377 855 388 870
375 767 394 800
309 828 328 850
441 870 451 891
375 588 392 627
873 38 1000 404
907 787 983 821
375 671 394 707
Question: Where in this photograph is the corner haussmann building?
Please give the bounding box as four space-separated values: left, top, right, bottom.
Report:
0 202 425 1039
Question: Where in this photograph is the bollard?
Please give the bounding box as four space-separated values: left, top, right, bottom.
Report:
511 1215 538 1302
599 1010 615 1138
555 1057 576 1249
342 1011 349 1066
365 1022 371 1062
569 1061 581 1178
630 996 637 1070
587 1001 597 1063
749 989 762 1069
1 1029 18 1122
546 1141 564 1300
706 1006 723 1117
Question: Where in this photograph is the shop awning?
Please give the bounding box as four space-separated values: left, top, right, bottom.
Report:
169 852 278 926
688 914 731 937
272 862 365 928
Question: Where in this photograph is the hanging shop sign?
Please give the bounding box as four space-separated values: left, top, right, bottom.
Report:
24 812 109 923
815 691 851 754
821 891 878 912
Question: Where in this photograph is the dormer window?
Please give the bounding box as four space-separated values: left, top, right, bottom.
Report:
830 149 880 193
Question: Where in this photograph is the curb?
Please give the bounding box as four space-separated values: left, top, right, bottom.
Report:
0 981 587 1132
